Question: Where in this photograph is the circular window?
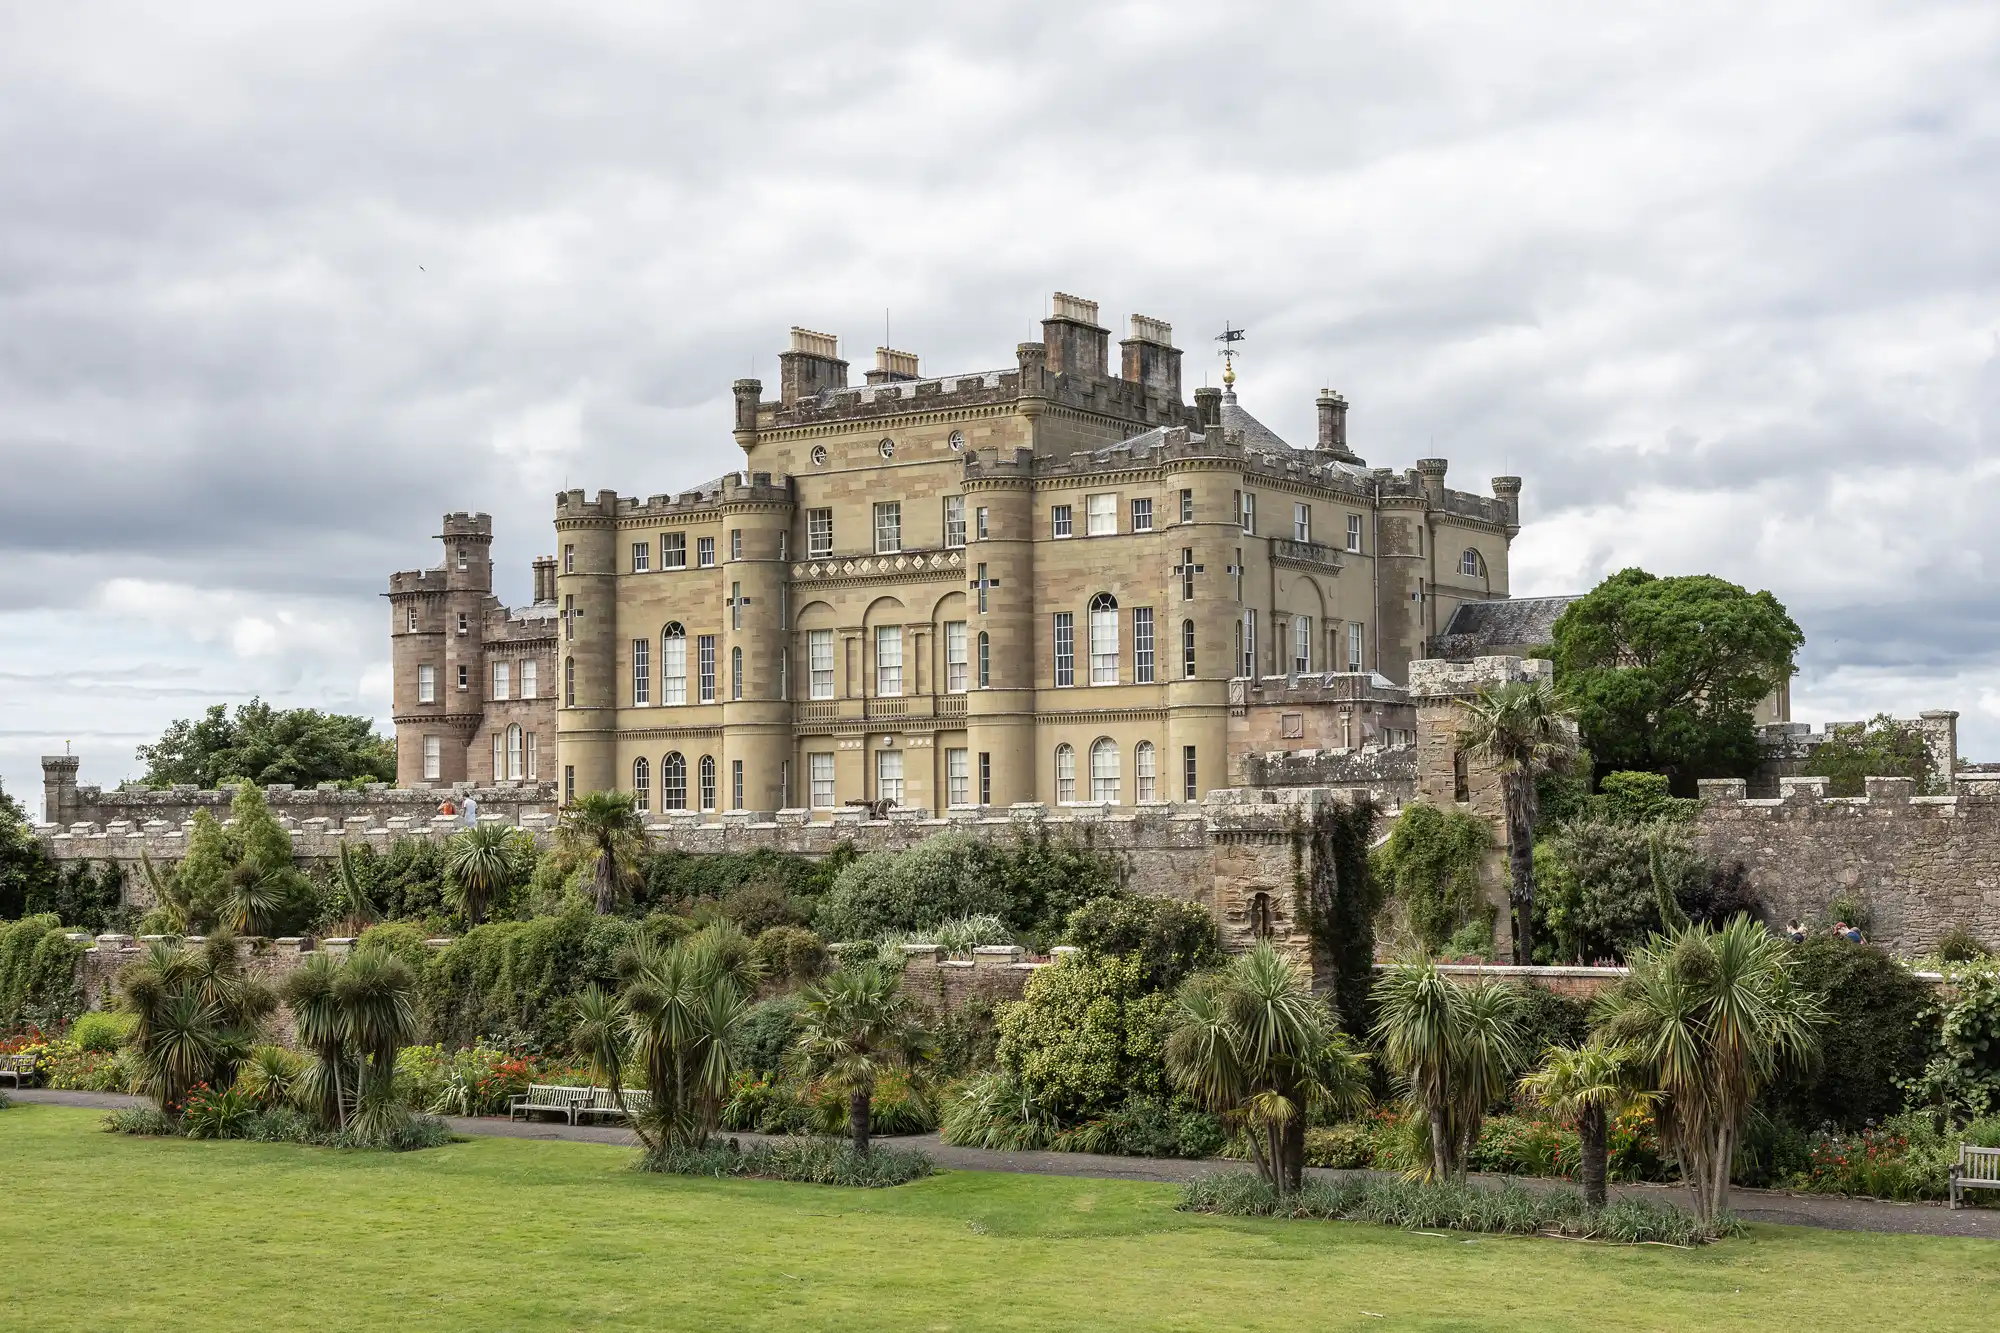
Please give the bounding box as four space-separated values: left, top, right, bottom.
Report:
879 438 896 458
948 430 965 451
810 445 827 467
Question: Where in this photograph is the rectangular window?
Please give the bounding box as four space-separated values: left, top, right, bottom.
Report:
977 630 990 687
422 735 440 781
876 749 904 806
947 748 969 806
1051 504 1073 538
809 629 835 699
730 581 743 631
521 660 537 698
1056 745 1076 804
632 541 650 572
807 508 833 557
732 759 744 809
492 661 510 700
976 563 990 614
944 495 966 548
1182 619 1196 678
406 605 417 633
526 732 538 780
1182 746 1198 801
565 656 575 706
1053 612 1075 687
730 529 743 561
565 765 575 804
457 664 469 691
1131 497 1153 532
978 752 992 805
1137 743 1157 803
632 638 650 705
975 507 989 540
699 758 716 812
457 611 468 636
661 633 686 704
417 664 436 704
1180 488 1194 524
731 647 743 700
663 532 687 568
1242 609 1257 679
1089 602 1119 684
1347 513 1363 553
874 502 901 554
564 594 575 641
1348 621 1365 671
1086 493 1117 536
809 752 836 809
698 635 717 702
1241 492 1256 535
945 621 968 693
1294 503 1311 543
1181 548 1196 601
697 535 716 567
1134 607 1155 683
563 544 574 573
875 626 903 696
1294 617 1311 673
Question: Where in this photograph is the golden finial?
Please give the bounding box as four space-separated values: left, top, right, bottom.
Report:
1215 322 1245 389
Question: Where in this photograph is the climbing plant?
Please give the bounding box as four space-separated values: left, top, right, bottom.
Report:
1296 796 1383 1041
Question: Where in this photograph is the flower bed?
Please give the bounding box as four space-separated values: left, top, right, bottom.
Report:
395 1043 594 1117
1794 1113 2000 1202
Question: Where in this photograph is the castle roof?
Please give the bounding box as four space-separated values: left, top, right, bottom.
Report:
1434 595 1578 660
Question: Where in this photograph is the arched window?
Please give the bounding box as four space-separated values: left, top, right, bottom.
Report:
1251 891 1274 940
564 656 575 706
1180 619 1196 679
1135 741 1156 803
1460 548 1483 578
698 755 717 812
1088 593 1119 684
633 756 651 810
661 623 688 704
662 752 688 810
1054 743 1076 804
977 631 990 688
731 646 743 700
1090 738 1120 803
506 724 524 781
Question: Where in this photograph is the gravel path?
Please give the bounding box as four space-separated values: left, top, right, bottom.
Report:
16 1088 1997 1239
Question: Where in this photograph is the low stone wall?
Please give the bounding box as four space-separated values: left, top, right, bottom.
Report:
1751 712 1958 798
897 943 1058 1011
1695 774 2000 954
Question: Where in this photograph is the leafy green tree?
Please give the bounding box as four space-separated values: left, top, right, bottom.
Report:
1519 1042 1650 1209
1373 802 1491 955
0 915 87 1030
1457 678 1577 961
1599 918 1824 1222
813 831 1122 946
135 698 395 789
1165 942 1369 1194
1550 568 1803 784
1061 894 1220 991
443 824 530 926
1372 959 1530 1182
791 962 936 1153
1534 818 1708 964
1803 714 1942 795
994 953 1174 1123
553 791 647 915
0 783 56 922
119 933 276 1112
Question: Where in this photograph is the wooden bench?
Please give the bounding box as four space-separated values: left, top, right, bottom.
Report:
575 1086 652 1124
507 1084 592 1125
1950 1144 2000 1209
0 1053 37 1090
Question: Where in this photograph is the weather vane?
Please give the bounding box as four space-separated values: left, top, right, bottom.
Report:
1215 322 1246 386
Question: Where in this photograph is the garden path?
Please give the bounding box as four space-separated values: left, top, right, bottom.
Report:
17 1088 1997 1240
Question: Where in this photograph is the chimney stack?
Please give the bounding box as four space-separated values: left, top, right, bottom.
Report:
1193 385 1222 428
1316 390 1360 462
778 327 848 404
531 555 558 604
1041 292 1108 381
1119 314 1182 406
865 347 920 384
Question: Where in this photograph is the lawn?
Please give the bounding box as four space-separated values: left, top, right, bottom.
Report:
5 1105 1998 1332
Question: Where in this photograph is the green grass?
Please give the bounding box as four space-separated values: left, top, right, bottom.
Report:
4 1105 1998 1332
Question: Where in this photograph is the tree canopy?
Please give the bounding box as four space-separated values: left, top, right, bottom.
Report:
136 699 396 789
1549 568 1802 783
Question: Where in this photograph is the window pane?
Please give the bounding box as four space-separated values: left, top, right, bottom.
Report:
947 748 969 806
876 626 903 696
874 502 901 554
662 627 687 704
1134 607 1154 684
699 755 716 811
1055 745 1075 803
809 752 835 808
945 621 967 693
1131 497 1153 532
633 638 650 705
809 629 835 699
1053 612 1074 687
808 509 833 557
1051 505 1072 538
1086 493 1116 536
1136 742 1156 802
876 750 904 805
1089 600 1119 684
1090 739 1119 803
944 496 966 548
664 532 687 568
662 754 687 810
699 635 716 702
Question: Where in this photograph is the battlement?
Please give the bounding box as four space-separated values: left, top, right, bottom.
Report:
439 511 493 538
557 471 792 524
1231 671 1408 708
1406 655 1554 700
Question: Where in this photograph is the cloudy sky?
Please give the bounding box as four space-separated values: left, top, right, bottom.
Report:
5 0 2000 808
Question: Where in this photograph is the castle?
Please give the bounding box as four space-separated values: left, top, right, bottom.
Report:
391 293 1525 812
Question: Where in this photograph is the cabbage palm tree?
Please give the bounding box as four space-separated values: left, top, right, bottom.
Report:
1519 1041 1649 1209
443 823 524 926
1599 917 1823 1223
571 924 760 1153
330 841 376 935
119 933 275 1112
1372 958 1528 1182
554 790 647 915
1456 678 1576 961
280 945 419 1138
1166 941 1370 1194
791 963 936 1154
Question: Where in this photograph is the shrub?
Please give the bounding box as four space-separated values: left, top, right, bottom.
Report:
1511 985 1593 1064
642 1136 934 1186
993 954 1172 1123
1047 1096 1226 1159
104 1106 179 1136
235 1044 305 1111
1795 1112 2000 1201
0 915 87 1031
719 882 810 936
183 1084 259 1139
1592 771 1695 825
1762 936 1933 1130
1062 895 1220 990
1372 803 1489 954
753 927 827 985
395 1043 556 1117
1905 962 2000 1120
1178 1173 1728 1244
1533 819 1708 964
813 831 1121 946
733 997 804 1077
637 847 839 918
68 1011 135 1054
939 1069 1062 1150
1936 926 1992 964
1803 715 1941 796
422 910 640 1051
18 1038 127 1092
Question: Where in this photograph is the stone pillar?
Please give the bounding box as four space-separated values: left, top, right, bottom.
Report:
42 755 81 826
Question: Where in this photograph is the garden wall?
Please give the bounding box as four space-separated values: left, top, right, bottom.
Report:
1695 773 2000 953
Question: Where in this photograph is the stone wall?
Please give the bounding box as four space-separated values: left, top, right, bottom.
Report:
1751 711 1958 798
1695 773 2000 954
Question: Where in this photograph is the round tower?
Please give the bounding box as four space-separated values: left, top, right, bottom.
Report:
1161 455 1239 802
963 448 1037 805
554 490 619 802
718 471 795 811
